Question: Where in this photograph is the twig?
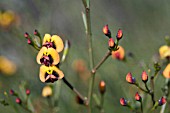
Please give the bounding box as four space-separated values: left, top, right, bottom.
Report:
91 50 111 74
62 77 88 105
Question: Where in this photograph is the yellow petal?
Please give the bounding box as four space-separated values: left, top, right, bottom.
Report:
163 63 170 78
159 45 170 59
36 47 47 64
42 34 51 45
50 66 64 79
51 35 64 53
39 65 48 82
47 48 60 65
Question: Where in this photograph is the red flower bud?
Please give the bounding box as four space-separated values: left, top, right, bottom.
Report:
116 29 123 40
120 98 127 106
141 71 148 82
135 92 141 101
9 89 14 95
16 97 21 104
158 97 166 106
27 38 32 44
26 89 30 95
99 80 106 95
103 25 111 38
24 32 29 38
108 38 115 48
126 72 135 84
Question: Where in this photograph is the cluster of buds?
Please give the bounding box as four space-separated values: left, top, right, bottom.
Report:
126 71 149 84
24 30 41 50
103 25 123 49
103 25 125 60
9 89 31 105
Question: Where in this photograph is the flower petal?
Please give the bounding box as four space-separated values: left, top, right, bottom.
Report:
51 35 64 53
36 47 47 64
42 34 51 45
47 48 60 65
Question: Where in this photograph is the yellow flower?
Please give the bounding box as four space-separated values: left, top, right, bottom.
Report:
159 45 170 59
111 46 125 60
0 10 15 27
163 63 170 78
42 34 64 53
42 85 52 97
0 56 17 75
36 47 60 66
39 65 64 83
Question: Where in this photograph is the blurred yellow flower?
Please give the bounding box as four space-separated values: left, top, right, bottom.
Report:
0 10 15 27
36 47 60 66
39 65 64 83
163 63 170 78
42 85 52 97
43 34 64 53
159 45 170 59
111 46 125 60
0 56 17 75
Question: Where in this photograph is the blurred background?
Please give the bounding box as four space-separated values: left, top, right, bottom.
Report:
0 0 169 113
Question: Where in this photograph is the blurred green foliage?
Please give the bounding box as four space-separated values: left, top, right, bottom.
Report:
0 0 169 113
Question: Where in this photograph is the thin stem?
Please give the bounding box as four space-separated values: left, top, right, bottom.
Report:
144 82 150 92
134 84 148 93
91 50 111 74
140 100 143 113
150 76 155 105
20 104 33 113
100 94 104 113
82 0 95 111
62 77 88 105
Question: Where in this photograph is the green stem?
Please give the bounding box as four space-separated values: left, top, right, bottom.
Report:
140 100 143 113
82 0 95 111
135 84 148 93
150 76 155 105
100 94 104 113
144 82 150 92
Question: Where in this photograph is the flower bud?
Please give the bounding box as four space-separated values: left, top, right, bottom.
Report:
103 24 111 38
116 29 123 40
99 80 106 95
26 89 30 95
108 38 115 48
42 85 52 97
158 97 166 106
126 72 135 84
9 89 14 95
16 97 21 104
120 98 127 106
141 71 148 82
135 92 141 101
27 38 32 45
24 32 29 38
